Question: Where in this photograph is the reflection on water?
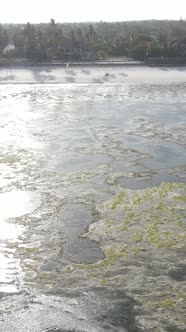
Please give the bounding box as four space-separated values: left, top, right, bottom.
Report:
0 191 41 295
0 81 185 331
61 204 104 264
0 250 20 294
0 190 40 220
0 221 23 241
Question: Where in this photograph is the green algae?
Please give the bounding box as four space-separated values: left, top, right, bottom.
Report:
99 278 107 286
18 180 185 332
39 272 55 279
146 298 177 310
144 287 185 314
117 214 139 231
117 221 132 231
110 191 126 209
133 246 147 254
144 291 169 298
146 223 179 249
173 195 186 203
18 247 42 259
133 233 143 243
108 182 185 211
77 246 127 271
89 183 186 266
126 212 139 221
65 266 74 273
177 293 186 299
159 299 177 309
120 184 182 245
99 246 127 267
155 202 170 213
174 220 184 227
158 182 185 197
76 182 186 288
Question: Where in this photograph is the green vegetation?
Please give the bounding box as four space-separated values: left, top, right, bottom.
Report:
160 299 177 309
98 182 186 255
173 195 186 202
110 191 126 209
133 233 143 243
77 246 127 271
1 20 186 62
99 279 107 286
133 246 146 253
146 223 180 249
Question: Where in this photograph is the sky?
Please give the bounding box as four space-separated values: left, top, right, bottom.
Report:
1 0 186 23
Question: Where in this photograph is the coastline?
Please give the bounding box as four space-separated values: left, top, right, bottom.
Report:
0 65 186 84
0 59 144 67
1 57 186 68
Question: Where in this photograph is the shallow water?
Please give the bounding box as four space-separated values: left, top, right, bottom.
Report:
0 78 186 331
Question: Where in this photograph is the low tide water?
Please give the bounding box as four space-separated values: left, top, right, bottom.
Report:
0 70 186 331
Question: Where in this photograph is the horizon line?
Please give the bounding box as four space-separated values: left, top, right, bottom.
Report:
1 18 186 25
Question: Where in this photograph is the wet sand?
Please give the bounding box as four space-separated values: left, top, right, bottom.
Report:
0 72 185 331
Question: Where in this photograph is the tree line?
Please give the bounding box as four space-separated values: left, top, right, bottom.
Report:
0 19 186 61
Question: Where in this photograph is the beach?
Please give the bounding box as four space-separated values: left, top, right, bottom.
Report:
0 65 186 84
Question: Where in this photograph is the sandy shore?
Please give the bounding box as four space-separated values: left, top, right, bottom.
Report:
0 65 186 84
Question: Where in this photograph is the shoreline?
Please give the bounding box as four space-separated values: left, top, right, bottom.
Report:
0 61 144 67
1 62 186 68
1 65 186 84
1 57 186 68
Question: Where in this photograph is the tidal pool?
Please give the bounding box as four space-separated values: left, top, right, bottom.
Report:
0 71 185 331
